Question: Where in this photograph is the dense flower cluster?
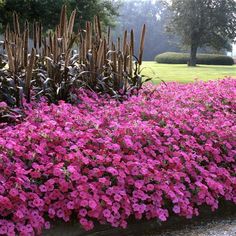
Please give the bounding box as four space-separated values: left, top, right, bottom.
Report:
0 78 235 235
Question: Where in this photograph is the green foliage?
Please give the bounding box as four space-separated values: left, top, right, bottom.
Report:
155 52 234 65
0 101 24 124
33 53 81 104
0 70 24 107
0 0 119 33
0 17 36 107
166 0 236 66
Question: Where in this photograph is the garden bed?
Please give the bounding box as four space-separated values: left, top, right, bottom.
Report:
0 79 235 236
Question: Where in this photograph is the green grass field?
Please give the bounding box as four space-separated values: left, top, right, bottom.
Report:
142 62 236 84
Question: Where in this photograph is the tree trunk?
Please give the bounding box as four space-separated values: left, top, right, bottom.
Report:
188 44 198 67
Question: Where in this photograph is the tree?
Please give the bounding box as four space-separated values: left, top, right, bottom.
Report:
0 0 119 33
114 0 180 61
166 0 236 66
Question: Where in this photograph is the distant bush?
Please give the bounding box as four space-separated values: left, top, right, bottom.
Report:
155 52 234 65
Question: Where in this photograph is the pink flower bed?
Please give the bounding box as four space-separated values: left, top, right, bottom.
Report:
0 79 235 236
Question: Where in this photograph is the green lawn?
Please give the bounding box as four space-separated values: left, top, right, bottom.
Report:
141 62 236 84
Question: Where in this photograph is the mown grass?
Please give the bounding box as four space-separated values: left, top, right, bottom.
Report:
142 62 236 84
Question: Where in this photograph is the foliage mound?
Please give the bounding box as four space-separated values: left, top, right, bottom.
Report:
155 52 234 65
0 79 235 235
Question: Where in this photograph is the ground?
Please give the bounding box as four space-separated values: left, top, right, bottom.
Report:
148 216 236 236
142 62 236 83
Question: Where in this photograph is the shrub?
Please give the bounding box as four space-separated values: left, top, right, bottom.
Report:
0 78 235 235
0 6 148 108
155 52 234 65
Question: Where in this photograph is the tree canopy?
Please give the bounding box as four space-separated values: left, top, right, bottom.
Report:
114 0 180 61
166 0 236 66
0 0 119 33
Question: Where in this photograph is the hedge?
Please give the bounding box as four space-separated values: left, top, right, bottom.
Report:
155 52 234 65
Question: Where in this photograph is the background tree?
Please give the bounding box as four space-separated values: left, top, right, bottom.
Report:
166 0 236 66
0 0 119 33
114 0 180 61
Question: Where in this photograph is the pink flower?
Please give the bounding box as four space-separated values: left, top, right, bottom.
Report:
112 203 120 213
0 225 7 234
107 167 118 176
33 198 44 207
103 209 111 218
48 208 55 217
0 79 235 234
67 201 75 210
134 180 144 189
173 205 181 214
79 209 87 217
114 194 122 202
123 135 134 148
15 210 24 219
39 185 47 192
147 184 154 191
0 102 7 108
88 200 97 210
120 221 127 229
56 209 64 218
81 200 88 207
9 188 18 197
45 221 51 230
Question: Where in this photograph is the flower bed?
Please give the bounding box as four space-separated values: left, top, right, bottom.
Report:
0 79 235 236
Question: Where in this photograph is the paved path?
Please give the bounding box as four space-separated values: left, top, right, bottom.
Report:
147 216 236 236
